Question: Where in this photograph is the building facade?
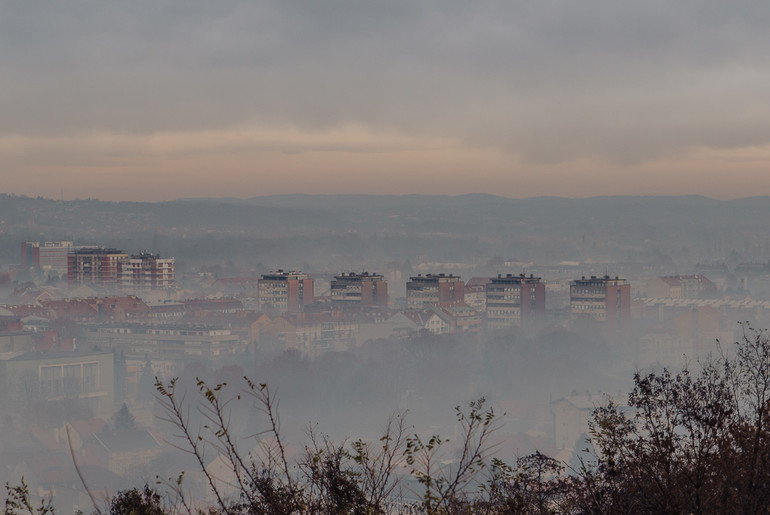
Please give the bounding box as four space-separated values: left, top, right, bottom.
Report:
67 248 128 287
21 241 74 276
570 275 631 325
485 274 546 329
464 277 491 312
258 270 314 314
118 252 175 291
0 350 115 417
406 274 464 309
330 272 388 308
646 274 716 299
86 324 241 387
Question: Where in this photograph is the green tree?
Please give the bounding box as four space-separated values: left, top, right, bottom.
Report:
113 403 136 432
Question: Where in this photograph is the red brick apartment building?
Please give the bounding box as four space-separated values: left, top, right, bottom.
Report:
68 248 128 287
570 275 630 326
258 270 314 314
486 273 546 329
406 273 464 309
330 272 388 308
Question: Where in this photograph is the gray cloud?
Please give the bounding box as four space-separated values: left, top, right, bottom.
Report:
2 0 770 163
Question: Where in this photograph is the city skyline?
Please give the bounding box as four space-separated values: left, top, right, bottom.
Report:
2 1 770 201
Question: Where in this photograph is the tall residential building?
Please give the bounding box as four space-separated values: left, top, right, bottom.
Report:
485 273 545 329
570 275 630 325
21 241 74 276
406 273 464 309
258 270 314 314
118 252 175 290
68 248 128 287
330 272 388 308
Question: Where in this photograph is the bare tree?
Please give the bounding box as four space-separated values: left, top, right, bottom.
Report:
155 375 409 514
404 397 502 514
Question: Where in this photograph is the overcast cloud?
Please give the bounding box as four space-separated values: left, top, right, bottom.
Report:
2 1 769 198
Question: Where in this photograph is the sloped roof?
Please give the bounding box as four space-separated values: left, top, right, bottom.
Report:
20 452 73 485
465 277 492 289
400 309 441 326
659 276 683 287
69 418 107 439
1 304 49 317
90 429 162 453
41 298 98 318
29 426 60 451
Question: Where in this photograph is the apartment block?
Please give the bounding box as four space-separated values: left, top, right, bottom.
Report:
485 273 545 329
67 248 128 287
570 275 630 325
406 274 464 309
258 270 314 314
118 252 175 291
330 272 388 308
21 241 74 276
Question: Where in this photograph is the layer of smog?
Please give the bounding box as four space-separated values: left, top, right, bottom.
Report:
1 194 768 511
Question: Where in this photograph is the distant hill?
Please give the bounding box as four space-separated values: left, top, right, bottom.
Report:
2 193 769 271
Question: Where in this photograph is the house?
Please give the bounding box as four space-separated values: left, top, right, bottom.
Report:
551 392 618 453
85 429 163 475
434 302 482 334
400 309 451 336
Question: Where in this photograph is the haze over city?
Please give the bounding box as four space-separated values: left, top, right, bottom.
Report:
4 1 770 513
3 0 770 200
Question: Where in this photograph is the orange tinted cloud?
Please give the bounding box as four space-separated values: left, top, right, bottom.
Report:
2 128 769 201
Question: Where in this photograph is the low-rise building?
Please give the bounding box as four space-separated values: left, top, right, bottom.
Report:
85 324 242 363
0 350 115 417
646 275 716 299
85 429 163 475
552 392 615 452
434 302 483 334
400 309 452 336
259 311 359 358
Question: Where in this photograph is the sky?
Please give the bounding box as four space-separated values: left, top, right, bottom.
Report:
2 0 770 201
